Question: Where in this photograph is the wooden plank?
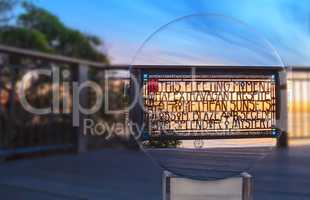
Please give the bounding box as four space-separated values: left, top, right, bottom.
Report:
0 147 309 199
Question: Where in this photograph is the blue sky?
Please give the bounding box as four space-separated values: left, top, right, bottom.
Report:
30 0 310 66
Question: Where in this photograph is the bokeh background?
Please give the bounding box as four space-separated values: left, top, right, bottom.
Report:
0 0 310 152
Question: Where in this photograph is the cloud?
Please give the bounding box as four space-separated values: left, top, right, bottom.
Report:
130 0 310 66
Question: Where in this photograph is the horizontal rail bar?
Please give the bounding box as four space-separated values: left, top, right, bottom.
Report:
1 44 310 71
0 44 129 69
132 65 286 71
288 78 310 81
146 134 278 141
291 66 310 72
0 144 73 157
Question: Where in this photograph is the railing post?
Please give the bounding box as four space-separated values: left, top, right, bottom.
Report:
277 69 288 147
0 60 4 162
6 57 18 151
128 68 142 148
242 172 253 200
72 64 89 153
0 61 3 150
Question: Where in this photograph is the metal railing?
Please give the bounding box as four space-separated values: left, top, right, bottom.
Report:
0 44 310 158
0 45 129 158
288 67 310 139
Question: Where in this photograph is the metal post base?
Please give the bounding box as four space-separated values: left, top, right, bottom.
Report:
163 171 253 200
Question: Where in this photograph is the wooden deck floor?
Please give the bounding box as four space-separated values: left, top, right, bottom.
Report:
0 146 310 200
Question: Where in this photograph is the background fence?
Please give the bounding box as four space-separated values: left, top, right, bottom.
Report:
288 68 310 139
0 45 131 158
0 45 309 158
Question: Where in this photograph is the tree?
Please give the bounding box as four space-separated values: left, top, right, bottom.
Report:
0 0 16 25
0 2 108 63
147 139 182 148
0 26 53 52
0 2 110 149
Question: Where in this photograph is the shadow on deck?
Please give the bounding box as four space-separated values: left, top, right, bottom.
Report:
0 146 310 200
